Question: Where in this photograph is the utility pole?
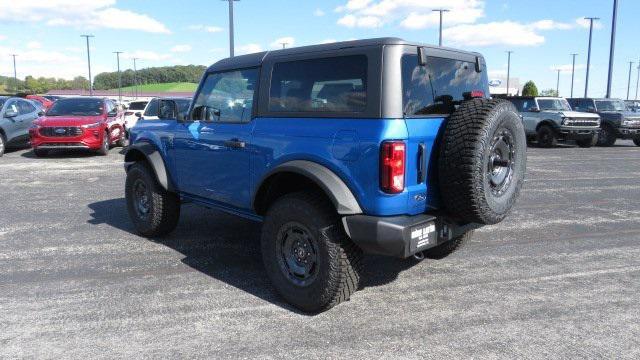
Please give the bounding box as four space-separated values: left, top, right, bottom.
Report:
556 69 561 97
113 51 123 104
132 58 139 99
10 54 17 93
506 51 513 96
280 42 288 49
627 61 634 100
635 60 640 101
570 53 578 98
584 17 599 98
81 35 95 96
432 9 450 47
606 0 618 98
222 0 240 57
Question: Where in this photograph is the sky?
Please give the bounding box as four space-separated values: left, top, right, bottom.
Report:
0 0 638 99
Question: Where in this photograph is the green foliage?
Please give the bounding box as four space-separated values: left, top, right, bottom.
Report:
522 81 539 96
118 82 198 93
93 65 206 90
540 89 559 97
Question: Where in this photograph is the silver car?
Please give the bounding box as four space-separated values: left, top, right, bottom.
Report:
506 96 601 148
0 97 43 157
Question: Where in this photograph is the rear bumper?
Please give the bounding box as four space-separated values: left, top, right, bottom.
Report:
558 127 599 140
343 214 479 258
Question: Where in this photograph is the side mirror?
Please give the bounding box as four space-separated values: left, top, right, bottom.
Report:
134 112 142 118
5 109 18 118
38 110 45 117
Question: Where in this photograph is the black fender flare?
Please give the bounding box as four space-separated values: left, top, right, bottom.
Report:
254 160 362 215
124 142 173 191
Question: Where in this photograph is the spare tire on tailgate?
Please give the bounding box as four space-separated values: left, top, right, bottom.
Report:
438 98 526 225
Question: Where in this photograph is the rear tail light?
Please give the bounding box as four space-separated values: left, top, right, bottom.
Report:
380 141 406 194
470 90 485 98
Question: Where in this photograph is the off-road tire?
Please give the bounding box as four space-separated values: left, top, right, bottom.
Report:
597 124 616 147
0 133 5 157
125 162 180 237
422 230 474 260
261 192 362 313
438 98 526 225
576 135 598 148
536 125 558 148
97 130 110 156
33 149 48 157
633 138 640 147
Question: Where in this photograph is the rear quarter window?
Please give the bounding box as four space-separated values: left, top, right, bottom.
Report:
269 55 367 113
402 55 489 116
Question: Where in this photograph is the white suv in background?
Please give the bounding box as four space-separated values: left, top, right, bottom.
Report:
141 97 192 121
123 100 148 133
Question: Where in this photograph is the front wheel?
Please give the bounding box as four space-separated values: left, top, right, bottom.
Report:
536 125 558 148
597 125 616 147
576 135 598 148
633 138 640 147
261 192 362 313
97 130 110 156
125 162 180 237
0 133 5 157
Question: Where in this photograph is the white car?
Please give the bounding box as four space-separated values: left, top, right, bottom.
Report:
140 97 191 121
123 100 148 132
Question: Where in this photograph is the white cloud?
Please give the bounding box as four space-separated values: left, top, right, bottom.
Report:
575 17 603 29
26 41 42 49
401 8 484 29
236 44 263 55
0 0 170 34
532 20 573 30
170 44 192 53
444 21 545 47
189 24 224 33
337 14 383 28
314 9 325 16
320 39 338 44
0 45 88 79
122 50 172 62
270 37 295 49
551 64 587 72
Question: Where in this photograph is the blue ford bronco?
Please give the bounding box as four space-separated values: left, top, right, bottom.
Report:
124 38 527 312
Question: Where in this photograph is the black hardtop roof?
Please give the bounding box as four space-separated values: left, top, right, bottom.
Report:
206 37 482 73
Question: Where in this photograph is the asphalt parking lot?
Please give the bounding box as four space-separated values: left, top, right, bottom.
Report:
1 142 640 359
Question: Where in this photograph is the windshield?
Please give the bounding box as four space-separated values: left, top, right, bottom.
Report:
595 100 626 112
537 98 571 111
128 101 148 110
46 98 104 116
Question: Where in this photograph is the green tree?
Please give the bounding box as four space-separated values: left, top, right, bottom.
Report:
522 81 539 96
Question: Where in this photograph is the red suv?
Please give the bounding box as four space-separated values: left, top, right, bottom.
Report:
30 97 126 157
25 95 54 110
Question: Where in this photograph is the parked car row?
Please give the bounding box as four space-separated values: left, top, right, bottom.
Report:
0 95 190 157
502 96 640 148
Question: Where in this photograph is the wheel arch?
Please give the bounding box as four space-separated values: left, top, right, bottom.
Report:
253 160 362 216
124 142 174 191
535 120 558 132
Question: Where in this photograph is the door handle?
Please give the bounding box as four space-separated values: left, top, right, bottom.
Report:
224 138 246 149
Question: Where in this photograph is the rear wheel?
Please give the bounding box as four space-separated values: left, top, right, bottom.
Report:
576 135 598 148
125 162 180 237
438 99 527 225
633 138 640 147
597 124 616 147
536 125 557 148
261 192 362 313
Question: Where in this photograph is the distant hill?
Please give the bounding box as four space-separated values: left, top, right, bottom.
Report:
116 82 198 93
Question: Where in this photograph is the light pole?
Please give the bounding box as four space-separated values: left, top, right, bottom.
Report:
584 17 599 98
556 69 561 97
113 51 123 103
81 35 95 96
606 0 618 98
132 58 139 99
432 9 450 47
10 54 17 93
570 53 578 98
222 0 240 57
635 60 640 101
506 51 513 96
280 42 288 49
627 61 634 100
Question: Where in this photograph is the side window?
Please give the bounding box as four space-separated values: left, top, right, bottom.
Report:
269 55 367 113
402 54 489 116
522 100 536 111
6 101 19 115
18 100 37 115
192 68 258 122
144 99 159 117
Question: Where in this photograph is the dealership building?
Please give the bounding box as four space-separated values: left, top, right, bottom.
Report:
488 75 521 96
